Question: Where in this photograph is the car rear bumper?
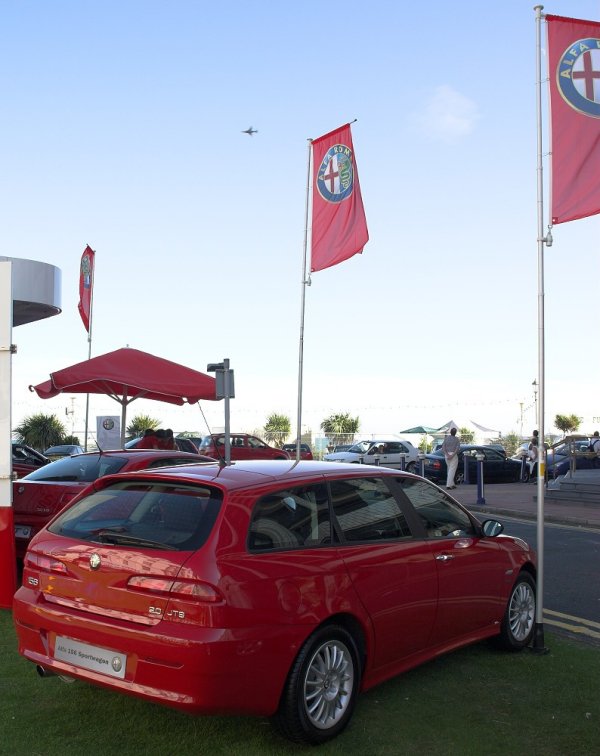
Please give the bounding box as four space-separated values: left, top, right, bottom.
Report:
13 586 308 716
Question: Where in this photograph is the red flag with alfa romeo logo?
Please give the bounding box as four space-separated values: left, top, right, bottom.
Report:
78 245 95 332
311 123 368 272
547 14 600 224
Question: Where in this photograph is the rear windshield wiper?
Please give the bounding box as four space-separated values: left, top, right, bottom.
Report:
93 529 171 550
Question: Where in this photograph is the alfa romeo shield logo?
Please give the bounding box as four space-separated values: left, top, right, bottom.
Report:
102 418 115 430
557 37 600 118
316 144 355 203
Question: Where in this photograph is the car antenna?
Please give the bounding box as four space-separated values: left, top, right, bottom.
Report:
93 433 104 454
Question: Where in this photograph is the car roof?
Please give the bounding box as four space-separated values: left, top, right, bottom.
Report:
95 459 409 493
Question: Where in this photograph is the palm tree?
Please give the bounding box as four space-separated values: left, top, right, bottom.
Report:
126 414 161 440
554 413 582 437
320 412 360 448
263 413 291 447
13 413 66 452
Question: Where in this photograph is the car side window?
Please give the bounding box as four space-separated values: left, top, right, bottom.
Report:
329 477 412 543
248 484 331 552
397 478 475 538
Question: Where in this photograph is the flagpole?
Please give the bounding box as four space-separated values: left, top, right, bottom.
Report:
295 139 313 462
533 4 550 653
83 249 95 452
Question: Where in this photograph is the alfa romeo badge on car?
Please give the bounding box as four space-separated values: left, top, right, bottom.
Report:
89 553 101 570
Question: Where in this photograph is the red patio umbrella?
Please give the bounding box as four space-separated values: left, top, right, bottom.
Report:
30 347 218 445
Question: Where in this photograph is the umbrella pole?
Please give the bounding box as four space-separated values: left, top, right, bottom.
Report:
120 391 127 447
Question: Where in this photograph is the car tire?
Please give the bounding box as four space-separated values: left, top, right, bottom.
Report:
454 470 464 485
405 461 416 473
497 572 536 651
275 624 361 745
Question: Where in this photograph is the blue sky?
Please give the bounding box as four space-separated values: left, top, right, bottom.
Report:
2 0 599 443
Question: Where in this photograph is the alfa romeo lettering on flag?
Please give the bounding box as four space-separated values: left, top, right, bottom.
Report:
547 14 600 224
311 123 368 272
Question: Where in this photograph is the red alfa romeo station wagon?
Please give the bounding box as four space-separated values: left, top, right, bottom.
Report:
13 460 536 745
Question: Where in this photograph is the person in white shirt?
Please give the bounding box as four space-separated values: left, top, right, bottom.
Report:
527 436 538 480
590 431 600 468
441 428 460 489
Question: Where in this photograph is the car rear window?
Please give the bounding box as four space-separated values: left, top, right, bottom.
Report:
23 454 128 482
48 481 222 551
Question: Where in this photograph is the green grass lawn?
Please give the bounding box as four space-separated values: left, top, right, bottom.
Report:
2 608 599 755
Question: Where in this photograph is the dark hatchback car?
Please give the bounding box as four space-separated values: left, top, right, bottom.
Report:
125 437 200 453
12 449 214 557
14 460 536 745
422 445 523 485
12 442 49 479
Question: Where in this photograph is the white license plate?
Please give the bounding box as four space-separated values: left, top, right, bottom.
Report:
54 636 127 679
14 525 31 539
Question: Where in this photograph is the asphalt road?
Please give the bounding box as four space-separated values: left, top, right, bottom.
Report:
493 516 600 646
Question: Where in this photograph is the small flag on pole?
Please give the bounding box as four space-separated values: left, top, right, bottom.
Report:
78 245 95 332
547 14 600 224
310 123 368 272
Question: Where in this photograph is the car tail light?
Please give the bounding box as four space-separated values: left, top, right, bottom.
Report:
431 461 441 470
127 575 222 603
25 551 69 575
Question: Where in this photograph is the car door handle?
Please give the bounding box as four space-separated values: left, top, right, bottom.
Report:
435 554 455 562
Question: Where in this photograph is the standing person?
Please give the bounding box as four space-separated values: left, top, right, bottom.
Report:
590 431 600 469
442 428 460 489
527 435 538 481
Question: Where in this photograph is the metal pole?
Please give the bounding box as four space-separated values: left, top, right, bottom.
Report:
295 140 313 463
224 358 231 465
533 4 548 653
476 453 486 506
0 262 17 608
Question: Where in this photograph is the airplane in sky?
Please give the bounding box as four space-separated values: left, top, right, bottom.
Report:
242 126 258 136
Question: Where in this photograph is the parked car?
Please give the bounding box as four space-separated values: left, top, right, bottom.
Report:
324 438 419 471
43 444 85 460
177 436 203 451
198 433 290 461
551 445 599 477
125 436 200 453
512 439 593 479
12 448 214 557
422 445 523 485
13 460 536 745
12 442 49 479
281 442 313 460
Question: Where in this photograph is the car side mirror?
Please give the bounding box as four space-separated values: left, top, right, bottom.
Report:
481 519 504 537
